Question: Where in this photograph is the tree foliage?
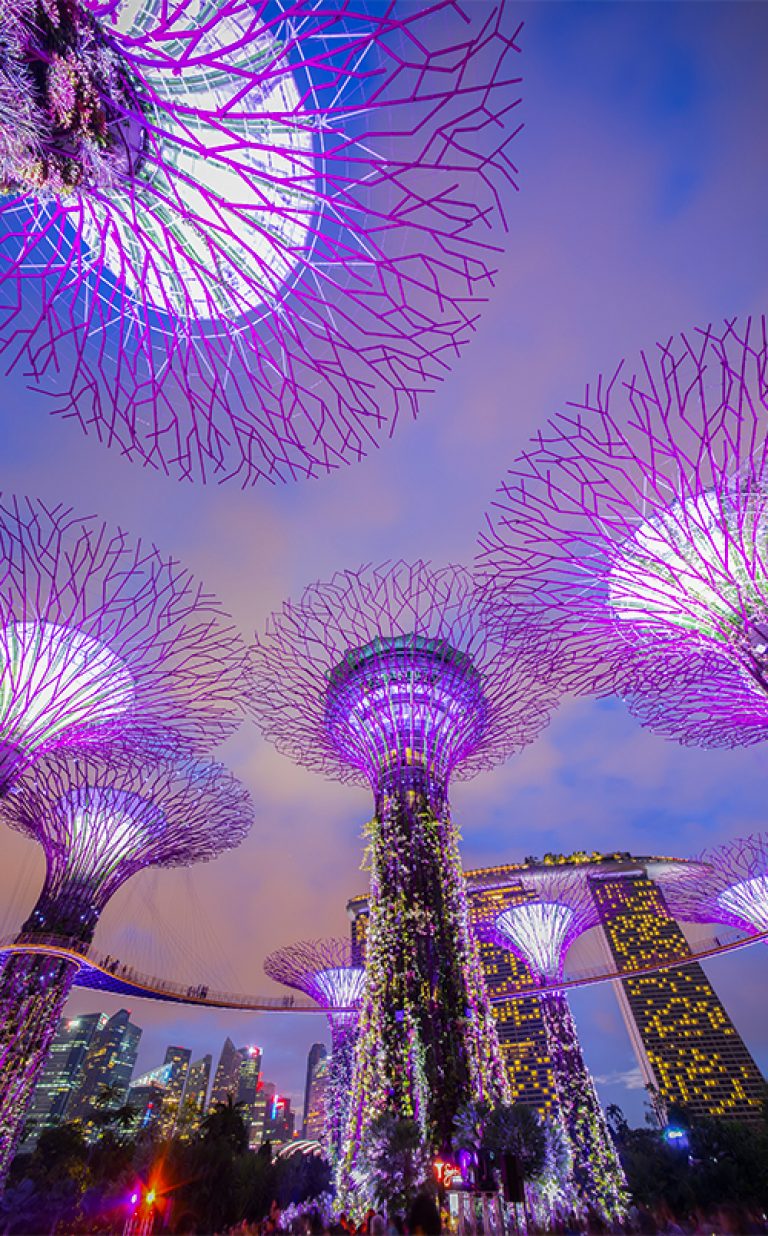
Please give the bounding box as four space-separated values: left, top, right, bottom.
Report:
351 1114 432 1219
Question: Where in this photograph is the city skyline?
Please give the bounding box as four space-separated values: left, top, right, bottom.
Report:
22 843 767 1133
0 0 767 1140
24 1012 304 1145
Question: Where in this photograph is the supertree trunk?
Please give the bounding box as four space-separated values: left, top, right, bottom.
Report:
0 950 80 1178
539 990 628 1223
341 784 507 1201
325 1019 357 1168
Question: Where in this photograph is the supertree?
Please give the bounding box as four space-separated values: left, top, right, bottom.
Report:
478 870 628 1222
0 748 253 1178
264 938 365 1166
478 316 768 748
662 833 768 938
0 494 248 789
250 560 555 1201
0 0 522 486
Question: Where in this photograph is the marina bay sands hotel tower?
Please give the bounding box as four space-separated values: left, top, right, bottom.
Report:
349 852 766 1124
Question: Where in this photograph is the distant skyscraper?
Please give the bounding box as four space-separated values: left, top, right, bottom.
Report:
210 1038 244 1109
178 1055 211 1136
304 1055 329 1142
268 1093 295 1146
157 1046 191 1138
302 1043 327 1138
592 872 766 1123
236 1046 263 1139
69 1009 142 1134
23 1013 107 1142
250 1082 276 1150
128 1064 173 1133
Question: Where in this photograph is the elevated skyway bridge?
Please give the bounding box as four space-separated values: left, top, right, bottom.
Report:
0 926 764 1013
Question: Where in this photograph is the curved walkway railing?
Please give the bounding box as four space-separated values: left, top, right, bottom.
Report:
0 926 764 1013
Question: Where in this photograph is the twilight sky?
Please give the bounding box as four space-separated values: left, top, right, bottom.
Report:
1 0 768 1126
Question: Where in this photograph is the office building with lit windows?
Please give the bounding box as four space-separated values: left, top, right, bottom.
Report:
302 1043 327 1138
68 1009 142 1135
237 1045 263 1133
349 852 766 1123
128 1064 173 1132
210 1037 244 1109
23 1012 108 1142
592 870 765 1122
304 1050 329 1141
156 1046 191 1138
178 1055 211 1136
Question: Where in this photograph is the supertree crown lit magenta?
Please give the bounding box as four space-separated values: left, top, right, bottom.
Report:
483 870 600 983
263 938 364 1015
0 749 253 1180
662 833 768 937
0 494 248 787
252 560 553 793
478 317 768 750
7 749 254 942
264 939 364 1167
0 0 522 485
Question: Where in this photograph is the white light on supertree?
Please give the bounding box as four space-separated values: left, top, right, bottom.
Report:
661 833 768 937
607 485 768 643
718 876 768 932
495 902 576 981
0 0 522 485
478 318 768 752
87 0 312 318
314 966 366 1010
0 494 249 789
0 623 134 755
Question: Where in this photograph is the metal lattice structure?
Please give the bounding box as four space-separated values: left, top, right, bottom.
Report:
251 559 553 789
489 872 600 981
482 870 627 1223
0 0 522 485
265 938 364 1167
252 560 553 1206
7 749 254 942
478 316 768 749
0 749 253 1179
662 834 768 936
264 938 364 1013
0 494 248 787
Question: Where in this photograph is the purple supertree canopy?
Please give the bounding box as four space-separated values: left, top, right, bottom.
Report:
483 870 600 981
0 494 248 784
251 560 553 792
478 316 768 749
662 834 768 937
0 748 252 1184
0 0 522 485
1 748 254 942
264 938 365 1011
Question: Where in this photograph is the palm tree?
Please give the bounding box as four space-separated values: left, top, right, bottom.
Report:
201 1095 249 1153
93 1082 123 1111
90 1084 137 1139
